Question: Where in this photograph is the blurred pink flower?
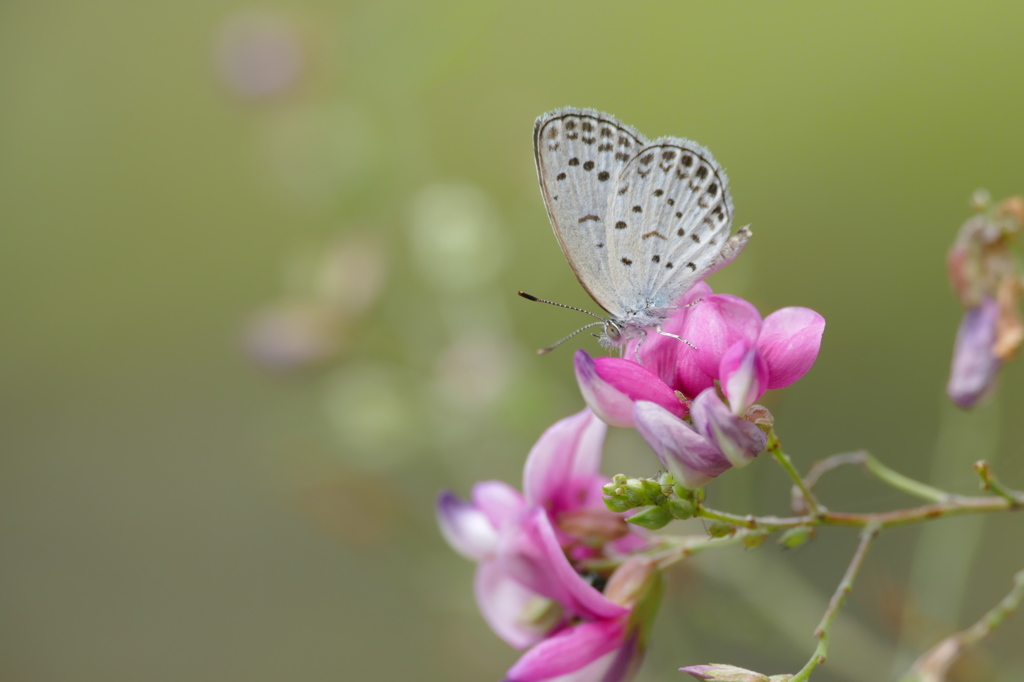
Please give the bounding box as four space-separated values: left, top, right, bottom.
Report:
437 410 653 681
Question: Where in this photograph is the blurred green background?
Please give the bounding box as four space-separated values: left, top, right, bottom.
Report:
2 1 1023 680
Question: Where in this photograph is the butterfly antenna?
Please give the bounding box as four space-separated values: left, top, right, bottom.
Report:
537 322 604 355
517 291 606 322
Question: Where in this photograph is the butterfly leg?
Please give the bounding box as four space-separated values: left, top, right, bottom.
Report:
632 329 648 365
656 325 697 350
661 297 705 312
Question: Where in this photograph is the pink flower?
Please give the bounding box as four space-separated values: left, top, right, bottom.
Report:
679 296 825 414
633 389 767 490
437 410 654 681
575 284 825 424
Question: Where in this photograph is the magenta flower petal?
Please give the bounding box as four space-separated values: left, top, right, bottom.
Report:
499 509 628 621
626 282 714 382
437 490 499 561
672 352 717 400
505 618 627 682
758 307 826 389
475 559 554 650
633 401 732 489
947 297 1001 408
471 480 526 531
523 409 607 511
719 342 769 414
689 389 765 468
574 350 685 428
683 295 762 379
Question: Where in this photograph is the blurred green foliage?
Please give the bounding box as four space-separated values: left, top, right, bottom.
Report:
1 1 1023 680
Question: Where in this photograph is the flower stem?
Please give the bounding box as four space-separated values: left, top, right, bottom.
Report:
767 429 824 517
694 493 1019 533
790 523 881 682
648 532 753 571
973 460 1024 507
695 505 811 530
803 451 952 504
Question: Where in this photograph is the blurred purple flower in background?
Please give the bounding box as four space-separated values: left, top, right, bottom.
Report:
945 194 1024 407
947 296 1002 408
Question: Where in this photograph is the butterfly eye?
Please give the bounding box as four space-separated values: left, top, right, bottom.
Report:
605 321 622 342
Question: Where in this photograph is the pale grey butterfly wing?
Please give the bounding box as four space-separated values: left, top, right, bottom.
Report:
534 108 647 318
605 138 746 312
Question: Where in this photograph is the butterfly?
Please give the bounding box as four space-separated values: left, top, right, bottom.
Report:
522 107 751 354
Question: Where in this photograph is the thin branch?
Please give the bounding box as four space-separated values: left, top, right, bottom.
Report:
695 493 1019 533
973 460 1024 507
790 523 881 682
768 429 824 517
803 451 953 504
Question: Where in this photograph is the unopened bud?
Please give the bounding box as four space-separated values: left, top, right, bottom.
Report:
558 510 629 544
742 531 768 549
604 557 659 607
778 526 815 549
604 496 633 513
673 483 704 502
680 663 771 681
627 506 673 530
602 474 628 496
970 188 992 211
707 521 736 538
668 498 696 520
744 404 774 430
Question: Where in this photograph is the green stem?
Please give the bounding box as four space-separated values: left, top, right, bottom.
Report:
768 429 824 516
648 532 752 571
695 505 812 530
694 493 1019 533
802 451 952 503
974 460 1024 507
790 523 881 682
578 533 751 573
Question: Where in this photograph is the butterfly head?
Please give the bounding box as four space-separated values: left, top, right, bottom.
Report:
603 319 624 344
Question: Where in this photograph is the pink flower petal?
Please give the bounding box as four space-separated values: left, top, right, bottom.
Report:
672 352 716 400
633 401 732 489
523 409 607 511
475 559 553 650
471 480 526 531
758 307 825 389
719 342 769 414
574 350 685 428
505 619 627 682
436 490 498 560
689 389 765 469
499 509 627 622
625 282 714 386
682 295 762 379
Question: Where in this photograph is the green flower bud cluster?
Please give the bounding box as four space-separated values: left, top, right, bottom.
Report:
602 475 706 530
